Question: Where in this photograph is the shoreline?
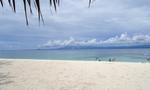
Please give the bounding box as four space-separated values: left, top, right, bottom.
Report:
0 58 148 64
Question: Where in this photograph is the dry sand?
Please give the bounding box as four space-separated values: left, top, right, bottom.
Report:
0 59 150 90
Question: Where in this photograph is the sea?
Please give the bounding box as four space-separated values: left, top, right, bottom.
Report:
0 48 150 62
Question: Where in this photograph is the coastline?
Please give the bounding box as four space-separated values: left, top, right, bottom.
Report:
0 58 148 63
0 59 150 90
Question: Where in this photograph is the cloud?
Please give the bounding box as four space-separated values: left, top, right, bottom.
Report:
41 33 150 48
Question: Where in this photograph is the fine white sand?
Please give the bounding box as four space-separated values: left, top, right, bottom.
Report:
0 59 150 90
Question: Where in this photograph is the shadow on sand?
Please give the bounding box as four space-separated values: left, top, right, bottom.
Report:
0 61 15 85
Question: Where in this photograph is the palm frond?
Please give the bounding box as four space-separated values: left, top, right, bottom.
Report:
12 0 16 12
89 0 92 8
23 0 29 25
27 0 32 14
8 0 12 8
34 0 44 24
0 0 3 7
0 0 94 25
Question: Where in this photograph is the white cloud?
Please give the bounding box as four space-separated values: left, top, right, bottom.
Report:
41 33 150 48
44 37 75 46
102 33 150 44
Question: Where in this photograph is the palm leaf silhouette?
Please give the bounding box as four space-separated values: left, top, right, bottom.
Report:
0 0 93 25
0 0 3 7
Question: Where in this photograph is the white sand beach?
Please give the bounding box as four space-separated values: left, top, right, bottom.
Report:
0 59 150 90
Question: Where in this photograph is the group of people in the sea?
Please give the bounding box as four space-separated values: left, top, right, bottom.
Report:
146 58 150 62
96 57 116 62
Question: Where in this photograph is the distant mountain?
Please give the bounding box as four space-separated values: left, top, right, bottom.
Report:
38 44 150 50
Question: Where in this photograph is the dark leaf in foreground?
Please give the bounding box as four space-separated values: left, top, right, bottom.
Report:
8 0 12 7
0 0 3 7
23 0 29 25
0 0 94 25
27 0 33 14
12 0 16 12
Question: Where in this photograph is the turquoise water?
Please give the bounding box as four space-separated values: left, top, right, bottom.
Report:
0 48 150 62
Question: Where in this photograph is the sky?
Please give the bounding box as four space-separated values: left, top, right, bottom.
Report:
0 0 150 50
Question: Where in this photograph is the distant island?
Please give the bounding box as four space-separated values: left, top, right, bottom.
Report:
38 44 150 50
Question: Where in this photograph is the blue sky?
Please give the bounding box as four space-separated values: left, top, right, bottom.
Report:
0 0 150 50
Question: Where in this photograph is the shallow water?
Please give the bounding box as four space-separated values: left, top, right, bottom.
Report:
0 48 150 62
